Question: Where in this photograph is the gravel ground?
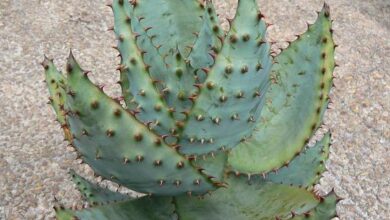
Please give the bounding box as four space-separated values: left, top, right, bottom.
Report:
0 0 389 219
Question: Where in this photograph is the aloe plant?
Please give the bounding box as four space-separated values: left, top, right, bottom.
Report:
43 0 340 219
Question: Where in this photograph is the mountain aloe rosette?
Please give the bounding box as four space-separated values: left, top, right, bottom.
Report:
43 0 340 219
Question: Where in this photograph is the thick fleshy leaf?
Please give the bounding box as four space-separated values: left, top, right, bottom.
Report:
188 0 224 72
56 180 337 220
55 196 175 220
266 132 331 189
292 191 339 220
190 152 228 183
62 53 219 196
228 4 335 174
174 176 320 220
116 0 217 128
132 0 203 58
69 170 131 205
42 57 72 141
150 1 225 122
112 0 175 135
179 0 272 155
132 0 201 116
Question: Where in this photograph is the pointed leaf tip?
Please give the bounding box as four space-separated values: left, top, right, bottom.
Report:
66 49 82 73
328 188 344 202
68 49 75 62
43 54 50 61
323 2 330 12
321 2 331 17
41 55 51 69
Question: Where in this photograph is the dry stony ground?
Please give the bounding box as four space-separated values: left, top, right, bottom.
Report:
0 0 389 219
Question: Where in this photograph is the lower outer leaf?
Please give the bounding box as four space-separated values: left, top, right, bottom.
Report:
69 170 131 206
174 175 320 220
55 196 175 220
291 191 339 220
55 175 323 220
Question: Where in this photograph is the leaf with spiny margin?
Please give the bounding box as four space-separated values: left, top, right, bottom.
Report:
160 48 199 123
130 0 205 123
174 175 320 220
292 191 339 220
43 57 72 141
112 0 135 110
113 0 167 104
63 53 218 196
114 0 197 130
228 4 335 174
55 196 175 220
265 132 331 189
69 169 131 205
125 0 172 106
188 0 223 73
179 0 272 155
132 0 204 58
112 0 175 135
191 152 228 183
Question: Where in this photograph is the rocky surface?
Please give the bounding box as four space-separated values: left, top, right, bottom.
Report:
0 0 389 219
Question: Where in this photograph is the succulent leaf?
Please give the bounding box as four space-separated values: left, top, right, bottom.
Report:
112 0 175 135
55 196 175 220
179 0 272 155
291 190 339 220
116 0 172 113
190 152 228 183
188 0 224 72
56 175 322 220
159 47 197 124
265 132 331 189
174 176 320 220
69 169 131 205
131 0 224 126
63 52 218 196
132 0 204 58
43 57 72 141
118 0 222 129
228 4 335 174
